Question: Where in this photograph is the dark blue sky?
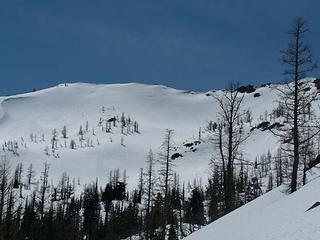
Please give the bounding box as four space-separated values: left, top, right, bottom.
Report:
0 1 319 95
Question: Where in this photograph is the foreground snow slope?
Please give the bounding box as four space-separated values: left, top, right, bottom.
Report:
0 81 311 188
185 176 320 240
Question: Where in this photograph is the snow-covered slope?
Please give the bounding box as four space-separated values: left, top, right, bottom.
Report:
0 81 311 188
185 176 320 240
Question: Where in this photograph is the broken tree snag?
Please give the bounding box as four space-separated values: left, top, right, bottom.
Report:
306 201 320 212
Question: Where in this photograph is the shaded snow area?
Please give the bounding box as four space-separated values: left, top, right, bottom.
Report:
185 176 320 240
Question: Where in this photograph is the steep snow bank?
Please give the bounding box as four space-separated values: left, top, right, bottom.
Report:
185 176 320 240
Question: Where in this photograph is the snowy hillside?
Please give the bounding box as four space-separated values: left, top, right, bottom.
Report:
0 80 315 189
184 175 320 240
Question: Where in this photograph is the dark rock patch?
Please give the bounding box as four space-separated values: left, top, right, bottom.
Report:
237 85 256 93
171 153 183 160
252 122 283 132
257 121 270 130
314 79 320 90
303 87 311 92
283 138 292 144
107 117 116 122
184 143 193 147
194 140 201 145
266 122 284 130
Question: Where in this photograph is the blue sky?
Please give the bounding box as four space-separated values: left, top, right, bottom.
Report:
0 0 319 95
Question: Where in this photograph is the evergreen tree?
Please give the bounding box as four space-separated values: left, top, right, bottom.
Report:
158 129 175 227
38 162 50 219
184 187 205 232
168 224 178 240
273 17 318 193
143 149 156 240
0 160 11 225
83 182 100 240
20 194 37 239
62 125 67 138
206 167 222 222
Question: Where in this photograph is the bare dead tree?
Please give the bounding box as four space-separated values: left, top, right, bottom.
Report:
144 150 155 216
143 149 156 240
211 83 248 213
26 164 35 190
38 162 50 219
272 17 318 193
0 160 11 224
158 129 175 228
158 129 175 204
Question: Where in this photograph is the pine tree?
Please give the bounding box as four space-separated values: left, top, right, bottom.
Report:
275 148 284 187
273 17 318 193
83 182 100 240
26 164 35 190
38 162 50 219
206 167 222 222
79 125 84 140
143 149 156 239
168 224 178 240
3 186 14 239
0 160 11 225
20 194 37 239
52 129 58 149
62 125 67 138
64 197 81 240
70 139 76 149
267 173 274 192
184 187 205 232
158 129 175 222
